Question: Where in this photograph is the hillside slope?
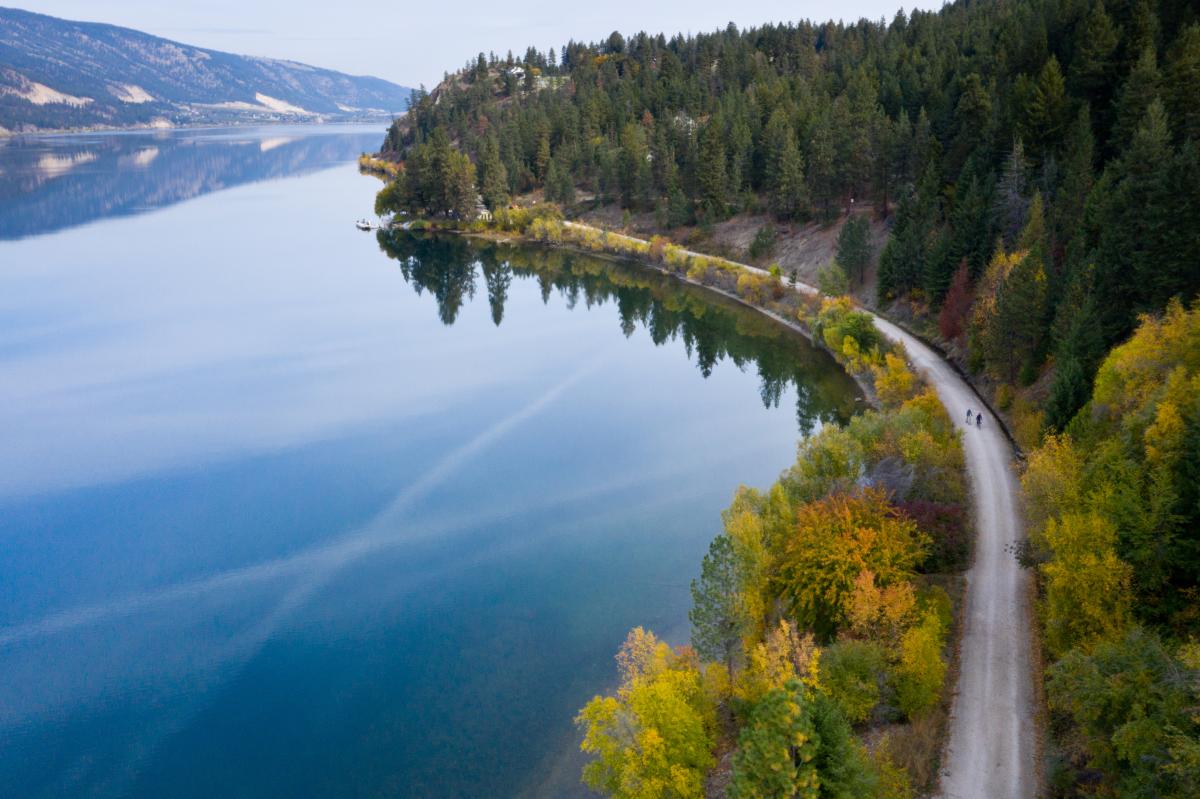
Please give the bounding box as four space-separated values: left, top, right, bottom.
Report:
379 0 1200 438
0 7 413 131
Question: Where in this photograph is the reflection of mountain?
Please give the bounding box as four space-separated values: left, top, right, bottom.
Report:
0 128 382 239
377 232 862 433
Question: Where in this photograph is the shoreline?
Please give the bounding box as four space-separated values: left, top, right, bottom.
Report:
430 217 1025 455
414 222 882 406
382 215 1037 795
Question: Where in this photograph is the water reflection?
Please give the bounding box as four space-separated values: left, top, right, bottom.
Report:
377 231 859 434
0 130 863 798
0 125 384 240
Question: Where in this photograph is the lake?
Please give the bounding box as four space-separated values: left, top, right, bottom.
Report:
0 125 860 797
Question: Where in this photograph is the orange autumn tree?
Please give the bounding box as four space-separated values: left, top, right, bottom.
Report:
775 489 929 640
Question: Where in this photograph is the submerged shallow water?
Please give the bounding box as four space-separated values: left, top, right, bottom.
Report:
0 125 860 797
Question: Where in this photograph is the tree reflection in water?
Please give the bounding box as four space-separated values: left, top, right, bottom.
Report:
376 231 861 435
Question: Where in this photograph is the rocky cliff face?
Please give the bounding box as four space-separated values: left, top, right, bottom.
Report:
0 7 413 132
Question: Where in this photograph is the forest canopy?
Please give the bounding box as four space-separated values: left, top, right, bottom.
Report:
380 0 1200 432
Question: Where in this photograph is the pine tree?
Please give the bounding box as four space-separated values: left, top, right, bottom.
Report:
1022 57 1069 163
731 682 820 799
554 157 576 206
923 229 956 306
618 121 650 209
1089 99 1175 341
1044 278 1105 431
1018 191 1049 269
1164 140 1200 306
877 192 920 301
690 534 748 679
442 148 478 219
1126 0 1161 57
544 157 563 204
836 215 871 283
728 116 754 197
808 118 838 221
871 113 898 217
1164 25 1200 143
534 129 551 182
698 121 728 217
977 249 1047 382
993 140 1030 248
949 167 993 278
771 135 808 220
950 73 992 173
1112 46 1161 153
1054 108 1095 247
1069 0 1120 117
478 137 509 211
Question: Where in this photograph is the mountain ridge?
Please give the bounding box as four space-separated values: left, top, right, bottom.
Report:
0 6 413 132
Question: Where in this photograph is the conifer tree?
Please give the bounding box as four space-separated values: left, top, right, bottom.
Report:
534 129 551 181
950 73 992 173
949 167 993 278
1069 0 1120 119
478 137 510 211
1164 25 1200 143
1112 46 1161 153
993 140 1030 248
698 121 728 217
808 119 839 221
1089 99 1175 340
771 135 808 220
1053 108 1095 247
836 215 871 283
1021 57 1069 163
618 122 650 209
730 682 820 799
690 534 749 679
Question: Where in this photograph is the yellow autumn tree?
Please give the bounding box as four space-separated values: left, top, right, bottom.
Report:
1021 433 1084 544
894 608 947 718
871 351 918 407
1040 512 1133 656
1091 299 1200 423
735 619 820 704
578 628 718 799
721 489 773 643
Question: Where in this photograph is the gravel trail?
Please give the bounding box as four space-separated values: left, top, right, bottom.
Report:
563 222 1040 796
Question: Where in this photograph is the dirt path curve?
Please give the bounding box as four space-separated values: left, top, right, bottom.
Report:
871 317 1037 799
568 223 1038 797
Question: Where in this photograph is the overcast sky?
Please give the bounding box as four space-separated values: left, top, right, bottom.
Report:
15 1 946 88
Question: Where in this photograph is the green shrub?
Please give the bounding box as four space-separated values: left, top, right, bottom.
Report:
820 640 888 724
491 204 563 233
894 609 947 718
818 260 850 296
749 223 777 260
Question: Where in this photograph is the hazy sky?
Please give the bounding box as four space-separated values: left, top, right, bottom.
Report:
16 1 945 88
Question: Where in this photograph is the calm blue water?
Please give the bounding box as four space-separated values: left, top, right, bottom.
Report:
0 125 860 797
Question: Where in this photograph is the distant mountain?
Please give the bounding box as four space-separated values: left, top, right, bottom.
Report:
0 7 413 132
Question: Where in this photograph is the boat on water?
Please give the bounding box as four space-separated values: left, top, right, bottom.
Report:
355 219 373 231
